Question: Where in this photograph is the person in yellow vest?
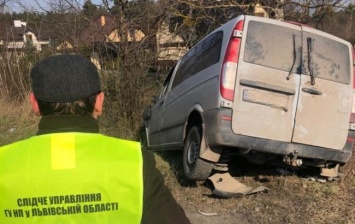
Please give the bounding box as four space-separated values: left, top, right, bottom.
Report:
0 54 191 224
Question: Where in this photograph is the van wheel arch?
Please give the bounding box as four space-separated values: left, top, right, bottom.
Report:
184 111 222 162
183 125 214 180
183 112 214 180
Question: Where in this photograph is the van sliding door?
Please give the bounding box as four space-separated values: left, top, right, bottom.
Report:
291 27 353 150
232 17 302 142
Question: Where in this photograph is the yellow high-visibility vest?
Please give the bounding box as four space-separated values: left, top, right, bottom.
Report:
0 133 143 224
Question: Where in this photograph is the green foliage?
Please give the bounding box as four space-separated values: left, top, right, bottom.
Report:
83 0 108 19
83 0 97 16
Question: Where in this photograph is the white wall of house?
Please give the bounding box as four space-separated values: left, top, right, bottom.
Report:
156 22 188 61
107 29 145 42
157 22 185 44
254 3 269 18
4 22 49 51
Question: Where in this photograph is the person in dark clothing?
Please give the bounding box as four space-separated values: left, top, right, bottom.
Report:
0 55 191 224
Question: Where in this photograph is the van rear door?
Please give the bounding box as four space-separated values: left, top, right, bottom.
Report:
291 27 353 149
232 17 302 142
231 16 353 150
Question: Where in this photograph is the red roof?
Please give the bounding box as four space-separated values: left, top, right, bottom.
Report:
79 15 143 46
79 15 120 45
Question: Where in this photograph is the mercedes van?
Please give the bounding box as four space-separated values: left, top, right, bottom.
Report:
142 15 355 180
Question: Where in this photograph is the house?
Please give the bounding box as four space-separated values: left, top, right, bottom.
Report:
55 40 74 51
79 15 146 69
156 21 188 69
80 15 145 44
0 20 49 56
253 3 268 18
153 2 268 69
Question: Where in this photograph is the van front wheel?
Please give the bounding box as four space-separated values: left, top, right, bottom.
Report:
139 127 148 150
183 126 214 181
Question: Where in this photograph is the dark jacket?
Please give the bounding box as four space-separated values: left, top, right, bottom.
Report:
37 115 191 224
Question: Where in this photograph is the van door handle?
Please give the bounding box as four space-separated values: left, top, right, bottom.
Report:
302 87 322 95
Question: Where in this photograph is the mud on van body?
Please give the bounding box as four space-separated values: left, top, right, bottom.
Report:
142 15 355 180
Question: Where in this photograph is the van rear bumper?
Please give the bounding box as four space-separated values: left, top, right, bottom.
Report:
204 108 354 164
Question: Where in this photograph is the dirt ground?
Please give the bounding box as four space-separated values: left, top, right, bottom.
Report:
185 211 248 224
155 150 355 224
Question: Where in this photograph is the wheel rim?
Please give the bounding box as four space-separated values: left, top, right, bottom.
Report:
187 131 199 170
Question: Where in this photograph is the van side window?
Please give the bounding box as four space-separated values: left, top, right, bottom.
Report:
172 31 223 88
244 21 302 73
159 64 176 97
302 32 350 84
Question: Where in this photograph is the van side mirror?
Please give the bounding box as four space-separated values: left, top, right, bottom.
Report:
143 106 151 121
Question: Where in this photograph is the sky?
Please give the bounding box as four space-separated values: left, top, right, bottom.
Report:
6 0 106 13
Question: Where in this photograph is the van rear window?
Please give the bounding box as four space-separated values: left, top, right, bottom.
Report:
302 31 350 84
244 21 350 84
244 21 302 73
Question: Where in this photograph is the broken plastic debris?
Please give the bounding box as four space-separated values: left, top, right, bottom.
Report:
302 176 327 183
302 176 315 182
8 126 17 133
208 172 268 198
317 178 327 183
198 211 218 216
327 176 340 182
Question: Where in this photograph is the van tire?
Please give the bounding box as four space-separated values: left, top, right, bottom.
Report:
183 126 214 181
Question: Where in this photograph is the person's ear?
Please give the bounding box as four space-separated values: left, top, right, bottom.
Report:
29 92 41 116
93 92 104 118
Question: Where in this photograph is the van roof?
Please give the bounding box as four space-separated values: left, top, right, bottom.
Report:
283 20 314 28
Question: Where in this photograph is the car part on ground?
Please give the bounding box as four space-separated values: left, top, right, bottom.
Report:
208 172 268 197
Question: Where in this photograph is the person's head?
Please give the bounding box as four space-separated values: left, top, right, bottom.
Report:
29 54 104 118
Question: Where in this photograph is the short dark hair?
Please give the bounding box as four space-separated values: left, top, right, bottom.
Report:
37 92 99 116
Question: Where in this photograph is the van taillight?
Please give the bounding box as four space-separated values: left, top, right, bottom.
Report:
220 20 244 101
350 113 355 123
350 96 355 124
351 95 355 124
351 48 355 124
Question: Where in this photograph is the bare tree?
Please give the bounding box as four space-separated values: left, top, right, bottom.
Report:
0 0 13 13
167 0 350 43
1 0 352 137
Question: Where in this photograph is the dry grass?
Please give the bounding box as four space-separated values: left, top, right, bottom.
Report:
155 150 355 224
0 96 39 146
2 98 355 224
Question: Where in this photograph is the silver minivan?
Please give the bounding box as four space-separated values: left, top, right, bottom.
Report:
142 15 355 180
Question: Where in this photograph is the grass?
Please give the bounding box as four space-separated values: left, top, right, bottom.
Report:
155 149 355 223
0 97 39 146
1 97 355 224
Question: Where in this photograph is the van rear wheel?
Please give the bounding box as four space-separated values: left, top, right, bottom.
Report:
183 126 214 181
